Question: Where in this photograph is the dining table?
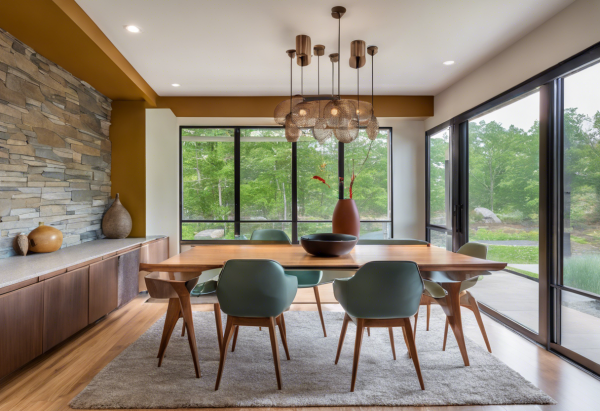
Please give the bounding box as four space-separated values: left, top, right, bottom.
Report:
148 244 507 366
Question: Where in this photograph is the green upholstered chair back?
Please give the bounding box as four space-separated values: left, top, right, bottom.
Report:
250 229 292 243
457 242 488 259
333 261 424 319
357 239 430 246
217 259 298 318
457 242 488 291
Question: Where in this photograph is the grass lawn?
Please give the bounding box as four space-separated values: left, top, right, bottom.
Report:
506 266 539 279
487 245 539 264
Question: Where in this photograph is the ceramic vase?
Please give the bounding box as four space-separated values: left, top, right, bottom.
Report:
13 233 29 256
332 199 360 237
102 193 132 239
28 223 63 253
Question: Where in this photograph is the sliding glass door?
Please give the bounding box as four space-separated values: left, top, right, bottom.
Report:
554 61 600 370
467 92 540 334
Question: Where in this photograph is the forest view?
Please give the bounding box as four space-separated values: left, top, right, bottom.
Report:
181 128 390 242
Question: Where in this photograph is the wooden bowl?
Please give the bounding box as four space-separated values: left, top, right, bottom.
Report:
300 233 358 257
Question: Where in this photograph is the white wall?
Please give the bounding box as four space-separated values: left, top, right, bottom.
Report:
426 0 600 130
144 114 426 253
146 108 179 256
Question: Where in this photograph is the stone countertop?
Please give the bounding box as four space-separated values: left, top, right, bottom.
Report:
0 236 166 289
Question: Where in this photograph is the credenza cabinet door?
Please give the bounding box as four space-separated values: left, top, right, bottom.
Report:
0 283 44 379
88 257 119 324
43 267 89 352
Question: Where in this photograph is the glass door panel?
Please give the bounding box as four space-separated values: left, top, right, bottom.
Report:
558 62 600 369
427 127 451 249
467 91 540 333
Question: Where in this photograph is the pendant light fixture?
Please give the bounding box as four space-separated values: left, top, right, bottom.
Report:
274 6 379 144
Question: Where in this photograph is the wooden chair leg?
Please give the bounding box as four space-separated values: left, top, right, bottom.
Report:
313 286 327 337
403 318 425 390
401 326 412 359
231 326 239 352
280 310 287 339
413 310 419 336
388 327 396 360
367 327 370 337
468 295 492 353
426 302 431 331
350 318 365 392
179 294 201 378
276 315 291 360
442 317 449 351
335 313 350 364
181 317 186 337
268 317 283 390
214 303 223 351
215 316 235 390
157 298 181 364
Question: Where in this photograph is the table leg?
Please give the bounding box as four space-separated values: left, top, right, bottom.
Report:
441 282 470 366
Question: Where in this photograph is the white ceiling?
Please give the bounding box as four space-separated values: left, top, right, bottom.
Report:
76 0 574 97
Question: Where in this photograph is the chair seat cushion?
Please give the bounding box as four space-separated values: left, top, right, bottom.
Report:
423 280 447 299
284 270 323 288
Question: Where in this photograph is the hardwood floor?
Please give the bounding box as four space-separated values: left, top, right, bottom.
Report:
0 284 599 411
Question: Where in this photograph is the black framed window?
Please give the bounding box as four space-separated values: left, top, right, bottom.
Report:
425 41 600 375
426 125 452 250
181 127 393 243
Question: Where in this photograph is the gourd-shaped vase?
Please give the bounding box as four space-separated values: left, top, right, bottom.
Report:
102 193 132 239
28 223 63 253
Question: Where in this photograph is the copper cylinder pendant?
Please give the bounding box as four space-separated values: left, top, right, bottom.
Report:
349 40 366 69
296 35 312 66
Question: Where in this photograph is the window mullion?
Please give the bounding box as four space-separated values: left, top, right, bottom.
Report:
234 127 241 237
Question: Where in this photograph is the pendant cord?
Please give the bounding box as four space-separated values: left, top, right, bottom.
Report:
317 55 320 95
371 53 374 107
301 64 303 96
289 56 292 113
357 66 360 128
332 60 334 97
338 18 341 96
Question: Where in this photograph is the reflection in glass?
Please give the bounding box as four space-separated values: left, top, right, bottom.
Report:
181 129 235 220
429 128 450 226
560 290 600 365
240 129 291 220
429 229 450 249
467 91 540 333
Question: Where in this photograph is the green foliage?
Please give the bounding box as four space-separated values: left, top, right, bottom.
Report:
181 128 391 240
487 245 539 264
429 130 449 225
564 255 600 296
470 228 538 241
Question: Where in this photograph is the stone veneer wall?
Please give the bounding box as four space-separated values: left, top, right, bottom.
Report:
0 28 112 258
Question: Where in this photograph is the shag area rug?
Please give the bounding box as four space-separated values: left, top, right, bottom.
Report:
70 306 555 408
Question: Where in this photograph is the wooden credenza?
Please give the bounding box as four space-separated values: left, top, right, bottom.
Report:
0 237 169 380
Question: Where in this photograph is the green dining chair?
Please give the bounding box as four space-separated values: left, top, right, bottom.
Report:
333 261 425 392
415 242 492 353
249 229 327 337
215 259 298 390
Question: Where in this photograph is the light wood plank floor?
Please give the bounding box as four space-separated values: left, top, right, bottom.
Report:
0 284 599 411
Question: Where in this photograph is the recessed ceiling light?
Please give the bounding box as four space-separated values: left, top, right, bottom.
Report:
171 84 181 87
125 25 141 33
443 60 455 66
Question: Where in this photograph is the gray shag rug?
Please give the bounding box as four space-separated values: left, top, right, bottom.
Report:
70 306 555 408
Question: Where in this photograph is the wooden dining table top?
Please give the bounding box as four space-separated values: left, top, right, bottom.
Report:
153 244 507 276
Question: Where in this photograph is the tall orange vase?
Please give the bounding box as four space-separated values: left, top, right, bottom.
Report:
332 199 360 237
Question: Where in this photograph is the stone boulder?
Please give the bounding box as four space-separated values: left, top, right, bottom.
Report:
194 228 225 240
474 207 501 223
